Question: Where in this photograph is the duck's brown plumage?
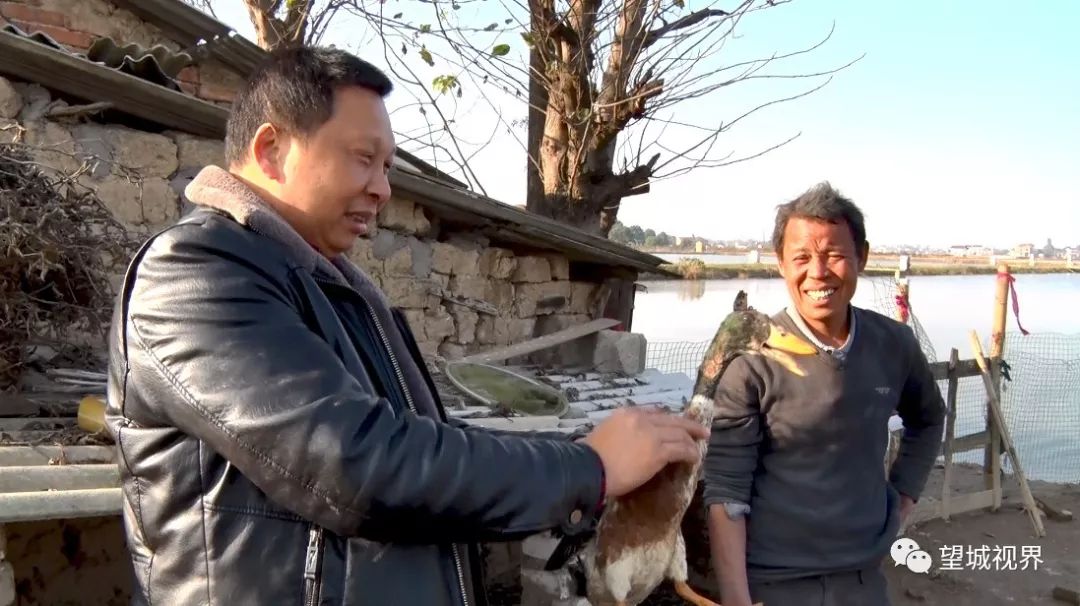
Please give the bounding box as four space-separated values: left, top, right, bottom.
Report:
576 291 815 606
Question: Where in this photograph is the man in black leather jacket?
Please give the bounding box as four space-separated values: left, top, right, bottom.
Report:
105 46 708 605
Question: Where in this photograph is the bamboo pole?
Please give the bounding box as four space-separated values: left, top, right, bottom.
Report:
969 331 1045 537
984 263 1010 507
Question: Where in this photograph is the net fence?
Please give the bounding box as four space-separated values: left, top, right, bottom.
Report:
645 276 1080 484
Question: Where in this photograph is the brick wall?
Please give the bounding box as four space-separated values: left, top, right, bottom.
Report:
0 0 241 104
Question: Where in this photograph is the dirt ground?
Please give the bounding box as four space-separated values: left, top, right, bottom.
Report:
881 463 1079 606
635 462 1080 606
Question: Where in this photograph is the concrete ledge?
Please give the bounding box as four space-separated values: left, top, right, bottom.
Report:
463 416 561 432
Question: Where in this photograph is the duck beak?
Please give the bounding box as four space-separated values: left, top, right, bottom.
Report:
762 324 816 377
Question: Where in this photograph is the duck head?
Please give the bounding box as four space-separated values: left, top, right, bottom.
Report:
692 308 817 397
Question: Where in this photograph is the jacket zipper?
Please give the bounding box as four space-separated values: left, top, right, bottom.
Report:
304 526 324 606
362 303 471 606
244 227 471 605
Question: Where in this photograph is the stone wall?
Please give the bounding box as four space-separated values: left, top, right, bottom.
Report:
349 197 601 360
0 75 224 240
1 74 607 362
0 0 244 104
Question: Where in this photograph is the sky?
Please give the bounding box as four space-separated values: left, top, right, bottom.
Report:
205 0 1079 250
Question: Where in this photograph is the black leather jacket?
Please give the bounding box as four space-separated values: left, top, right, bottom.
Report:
105 208 605 605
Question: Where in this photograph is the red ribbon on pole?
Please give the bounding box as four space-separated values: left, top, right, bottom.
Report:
894 294 910 324
998 271 1030 336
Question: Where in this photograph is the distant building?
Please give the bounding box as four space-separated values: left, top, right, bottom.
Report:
694 240 705 253
1010 243 1034 258
949 245 992 257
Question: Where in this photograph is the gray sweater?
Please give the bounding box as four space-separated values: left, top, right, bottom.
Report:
702 306 946 582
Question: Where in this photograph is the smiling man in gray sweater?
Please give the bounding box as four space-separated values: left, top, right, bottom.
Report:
704 182 946 606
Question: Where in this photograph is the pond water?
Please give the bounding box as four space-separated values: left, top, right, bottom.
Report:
632 273 1080 483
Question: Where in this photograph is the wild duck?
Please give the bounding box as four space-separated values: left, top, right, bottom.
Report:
550 291 816 606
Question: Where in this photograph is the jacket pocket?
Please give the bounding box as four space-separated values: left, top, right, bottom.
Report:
304 525 325 606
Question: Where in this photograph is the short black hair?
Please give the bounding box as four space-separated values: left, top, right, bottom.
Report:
224 46 393 167
772 181 867 259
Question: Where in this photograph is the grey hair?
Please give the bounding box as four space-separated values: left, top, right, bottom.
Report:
772 181 867 260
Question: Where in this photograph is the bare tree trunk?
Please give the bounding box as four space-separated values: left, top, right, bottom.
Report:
525 45 547 216
241 0 312 51
523 0 662 236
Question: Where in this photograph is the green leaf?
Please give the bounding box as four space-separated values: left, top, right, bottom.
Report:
504 18 513 24
420 23 432 33
432 74 460 95
419 47 434 66
520 32 534 47
491 43 511 56
484 23 498 31
393 12 403 18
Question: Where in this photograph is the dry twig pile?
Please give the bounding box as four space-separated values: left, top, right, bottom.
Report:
0 143 134 387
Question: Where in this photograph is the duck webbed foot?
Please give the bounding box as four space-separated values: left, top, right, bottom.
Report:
673 581 722 606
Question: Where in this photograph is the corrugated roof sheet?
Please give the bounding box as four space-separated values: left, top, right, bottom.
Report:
2 23 191 92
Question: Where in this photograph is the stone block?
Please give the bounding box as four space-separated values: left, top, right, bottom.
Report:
415 340 440 359
451 308 479 345
593 330 647 375
171 132 224 170
514 282 571 317
438 341 468 360
425 308 456 342
484 280 515 312
413 206 433 237
372 229 407 260
475 315 496 345
451 246 481 277
94 176 179 229
24 120 82 174
507 317 536 344
478 247 517 280
431 242 455 274
381 277 432 309
12 83 50 121
448 275 488 301
569 281 597 314
512 256 551 283
384 243 413 276
409 238 433 278
428 271 450 289
347 238 383 276
544 253 570 280
73 124 178 178
0 76 22 119
377 196 418 233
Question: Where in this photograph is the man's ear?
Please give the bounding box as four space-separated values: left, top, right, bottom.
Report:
250 123 286 183
858 241 870 272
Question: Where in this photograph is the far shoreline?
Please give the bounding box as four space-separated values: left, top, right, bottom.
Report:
641 262 1079 281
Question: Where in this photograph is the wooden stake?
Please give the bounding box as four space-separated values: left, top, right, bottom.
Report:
969 331 1045 538
941 348 960 521
984 263 1010 506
